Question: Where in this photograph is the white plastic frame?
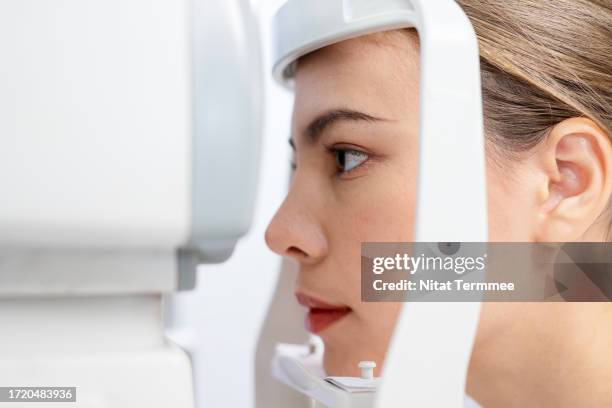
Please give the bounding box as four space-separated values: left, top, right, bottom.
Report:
271 0 487 406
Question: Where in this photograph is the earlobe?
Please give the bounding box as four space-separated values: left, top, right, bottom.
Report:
535 118 612 242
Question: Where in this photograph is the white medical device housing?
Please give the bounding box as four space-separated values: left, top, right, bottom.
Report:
0 0 261 292
268 0 487 407
0 0 261 407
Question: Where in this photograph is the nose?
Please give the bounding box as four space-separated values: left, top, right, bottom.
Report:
265 192 328 264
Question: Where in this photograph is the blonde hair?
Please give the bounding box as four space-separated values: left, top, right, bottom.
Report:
457 0 611 155
458 0 611 237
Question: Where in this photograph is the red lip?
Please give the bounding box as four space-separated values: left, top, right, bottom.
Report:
295 292 351 334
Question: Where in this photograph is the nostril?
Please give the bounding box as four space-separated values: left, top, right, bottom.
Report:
286 246 308 258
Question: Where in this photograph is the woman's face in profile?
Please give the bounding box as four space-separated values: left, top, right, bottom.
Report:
265 33 552 376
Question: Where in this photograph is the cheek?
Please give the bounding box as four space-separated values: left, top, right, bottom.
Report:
323 164 417 308
339 162 418 241
353 190 414 240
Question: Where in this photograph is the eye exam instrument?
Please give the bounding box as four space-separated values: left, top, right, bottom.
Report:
260 0 487 407
0 1 261 407
0 0 486 407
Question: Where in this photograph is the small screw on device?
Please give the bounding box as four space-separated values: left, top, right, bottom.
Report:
358 361 376 379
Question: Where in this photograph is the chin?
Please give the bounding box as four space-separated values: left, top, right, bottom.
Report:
318 314 386 377
322 339 387 377
317 313 394 377
322 342 361 377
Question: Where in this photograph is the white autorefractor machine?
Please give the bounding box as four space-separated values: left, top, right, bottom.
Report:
259 0 487 407
0 1 261 407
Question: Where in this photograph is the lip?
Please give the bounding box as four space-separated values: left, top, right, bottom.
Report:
295 292 351 334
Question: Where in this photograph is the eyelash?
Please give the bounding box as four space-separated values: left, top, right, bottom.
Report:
289 144 371 177
328 147 370 175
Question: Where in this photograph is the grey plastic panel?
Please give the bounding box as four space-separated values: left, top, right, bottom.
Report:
189 0 263 263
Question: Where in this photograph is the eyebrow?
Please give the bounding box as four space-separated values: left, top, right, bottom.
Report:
304 108 387 141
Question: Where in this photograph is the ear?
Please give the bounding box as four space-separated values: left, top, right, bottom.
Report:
535 118 612 242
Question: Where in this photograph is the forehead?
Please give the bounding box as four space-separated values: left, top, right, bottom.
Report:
292 31 420 128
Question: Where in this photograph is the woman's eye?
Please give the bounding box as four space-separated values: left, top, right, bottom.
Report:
333 149 369 173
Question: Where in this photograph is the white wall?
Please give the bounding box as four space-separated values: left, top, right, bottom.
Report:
167 1 294 406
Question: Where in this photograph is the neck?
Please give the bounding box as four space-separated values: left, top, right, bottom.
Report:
467 303 612 408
